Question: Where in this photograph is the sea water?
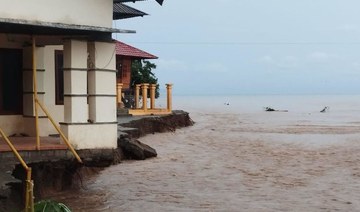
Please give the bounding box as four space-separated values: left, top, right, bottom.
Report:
166 94 360 113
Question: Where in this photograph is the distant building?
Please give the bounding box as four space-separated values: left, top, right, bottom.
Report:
115 40 158 91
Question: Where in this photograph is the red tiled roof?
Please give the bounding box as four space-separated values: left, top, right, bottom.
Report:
115 40 158 59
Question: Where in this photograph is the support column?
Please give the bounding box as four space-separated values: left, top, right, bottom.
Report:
81 41 117 149
22 45 48 136
60 39 89 149
166 83 173 112
142 83 149 111
88 41 117 123
150 84 156 109
135 84 141 109
117 83 123 108
62 40 88 123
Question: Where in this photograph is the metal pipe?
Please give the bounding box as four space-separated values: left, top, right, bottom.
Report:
0 128 33 211
32 36 40 150
35 99 83 163
0 128 29 170
25 168 34 212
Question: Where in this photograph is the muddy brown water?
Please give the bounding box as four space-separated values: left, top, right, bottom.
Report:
47 111 360 211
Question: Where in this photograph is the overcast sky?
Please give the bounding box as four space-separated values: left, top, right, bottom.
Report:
115 0 360 95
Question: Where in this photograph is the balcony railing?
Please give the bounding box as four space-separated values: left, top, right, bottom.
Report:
117 83 173 116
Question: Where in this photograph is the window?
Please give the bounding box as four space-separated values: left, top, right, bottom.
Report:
55 50 64 105
0 48 23 115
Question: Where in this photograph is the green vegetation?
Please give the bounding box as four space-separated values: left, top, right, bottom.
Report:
34 200 71 212
131 59 160 98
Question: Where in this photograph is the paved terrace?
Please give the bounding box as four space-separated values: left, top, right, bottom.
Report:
0 136 66 152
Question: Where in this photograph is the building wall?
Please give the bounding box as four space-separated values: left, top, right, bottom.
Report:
0 116 24 136
0 34 25 49
0 39 63 136
61 124 117 149
0 0 113 28
0 37 117 149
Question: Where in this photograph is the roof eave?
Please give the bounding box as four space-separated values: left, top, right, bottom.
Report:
113 0 164 6
0 18 136 34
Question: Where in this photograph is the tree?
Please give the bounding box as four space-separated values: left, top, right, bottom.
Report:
131 59 160 98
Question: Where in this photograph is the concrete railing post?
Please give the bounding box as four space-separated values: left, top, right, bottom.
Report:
135 84 141 109
117 83 123 108
166 83 173 112
141 83 149 111
150 84 156 109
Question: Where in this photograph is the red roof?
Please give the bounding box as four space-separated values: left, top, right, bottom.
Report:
115 40 158 59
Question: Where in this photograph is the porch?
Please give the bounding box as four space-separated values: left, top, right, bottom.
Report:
0 136 66 152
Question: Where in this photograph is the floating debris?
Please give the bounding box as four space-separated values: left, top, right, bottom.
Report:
264 107 288 112
320 106 329 113
265 107 276 112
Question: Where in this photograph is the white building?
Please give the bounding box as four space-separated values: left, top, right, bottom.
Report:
0 0 163 150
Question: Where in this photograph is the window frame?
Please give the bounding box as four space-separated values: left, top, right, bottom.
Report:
55 50 64 105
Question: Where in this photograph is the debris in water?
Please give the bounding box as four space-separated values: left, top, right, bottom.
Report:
264 107 288 112
320 106 329 113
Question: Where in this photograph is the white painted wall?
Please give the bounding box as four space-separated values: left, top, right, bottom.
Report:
0 116 24 135
0 0 113 28
0 37 118 149
0 41 64 136
61 124 118 149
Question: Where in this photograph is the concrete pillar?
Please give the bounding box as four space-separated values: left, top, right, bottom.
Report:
135 84 141 109
61 40 117 150
60 39 89 149
150 84 156 109
22 46 48 136
62 39 88 123
117 83 123 108
62 40 89 123
166 84 173 112
142 83 149 111
87 41 117 123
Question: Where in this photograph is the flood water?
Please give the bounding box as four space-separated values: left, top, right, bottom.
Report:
49 95 360 211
